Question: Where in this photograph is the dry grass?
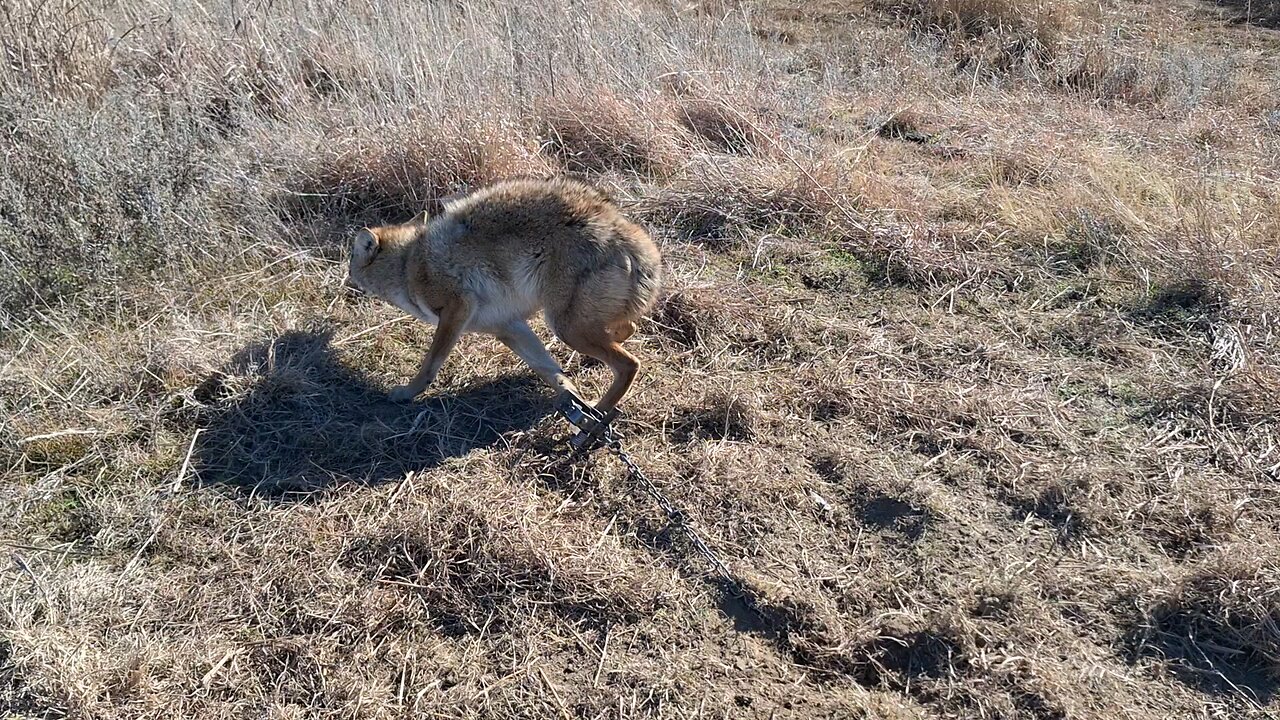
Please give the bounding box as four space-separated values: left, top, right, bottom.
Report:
674 97 771 155
3 0 1280 718
871 0 1083 67
1213 0 1280 28
537 91 683 176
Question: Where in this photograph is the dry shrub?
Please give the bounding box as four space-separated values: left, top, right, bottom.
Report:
652 158 860 246
0 96 218 319
675 97 769 154
5 0 1280 716
202 36 395 133
733 307 821 363
19 488 100 544
1127 553 1280 700
1261 108 1280 135
647 282 819 368
11 425 101 475
536 91 679 176
1127 276 1225 341
284 119 547 227
207 47 296 125
854 615 972 687
873 0 1077 66
1048 313 1145 364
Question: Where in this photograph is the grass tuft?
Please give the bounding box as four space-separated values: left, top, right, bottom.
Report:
872 0 1078 67
675 97 769 155
1128 554 1280 702
537 91 679 175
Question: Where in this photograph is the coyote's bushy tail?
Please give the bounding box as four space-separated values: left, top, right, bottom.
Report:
625 242 663 322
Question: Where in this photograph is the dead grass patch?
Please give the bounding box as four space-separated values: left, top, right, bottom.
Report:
1055 45 1172 106
800 379 861 423
1138 496 1240 559
674 97 769 155
537 91 680 176
1145 367 1279 433
4 0 1280 717
668 391 761 443
840 224 1009 290
649 158 864 247
345 490 673 633
1040 209 1123 273
1004 473 1096 538
1213 0 1280 28
1126 553 1280 702
869 108 937 144
284 119 547 229
980 147 1056 188
646 286 744 350
872 0 1080 67
1055 42 1243 108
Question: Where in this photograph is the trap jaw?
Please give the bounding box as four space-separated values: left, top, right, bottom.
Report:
556 392 621 453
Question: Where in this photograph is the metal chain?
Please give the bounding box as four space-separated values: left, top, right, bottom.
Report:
597 429 778 633
524 394 748 595
603 436 739 587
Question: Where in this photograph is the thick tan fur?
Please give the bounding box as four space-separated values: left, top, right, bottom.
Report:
345 177 663 413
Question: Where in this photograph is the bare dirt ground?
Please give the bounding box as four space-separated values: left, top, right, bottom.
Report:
1 1 1278 718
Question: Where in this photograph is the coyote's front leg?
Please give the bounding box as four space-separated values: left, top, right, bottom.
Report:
389 298 475 402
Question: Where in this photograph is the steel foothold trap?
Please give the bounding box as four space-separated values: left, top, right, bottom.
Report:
555 392 621 453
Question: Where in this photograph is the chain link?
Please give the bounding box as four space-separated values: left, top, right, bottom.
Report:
525 395 747 593
603 437 739 586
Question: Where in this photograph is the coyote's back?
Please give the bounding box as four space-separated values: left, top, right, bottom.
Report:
444 177 663 332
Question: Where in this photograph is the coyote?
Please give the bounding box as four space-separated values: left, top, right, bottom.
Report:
344 177 662 414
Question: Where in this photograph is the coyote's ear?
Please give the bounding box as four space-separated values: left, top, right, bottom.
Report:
352 228 381 267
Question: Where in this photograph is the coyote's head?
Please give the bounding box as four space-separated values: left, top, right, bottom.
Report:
343 219 422 298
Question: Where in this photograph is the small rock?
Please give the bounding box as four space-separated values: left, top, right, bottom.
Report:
810 491 832 513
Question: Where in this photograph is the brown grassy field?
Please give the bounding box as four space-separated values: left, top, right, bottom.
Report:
2 0 1279 717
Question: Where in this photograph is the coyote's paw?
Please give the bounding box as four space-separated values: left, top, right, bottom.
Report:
388 385 420 403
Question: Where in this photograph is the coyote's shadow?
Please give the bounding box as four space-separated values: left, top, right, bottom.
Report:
193 330 551 500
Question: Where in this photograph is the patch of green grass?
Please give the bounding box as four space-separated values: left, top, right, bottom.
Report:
789 248 872 293
20 433 97 472
24 489 98 543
